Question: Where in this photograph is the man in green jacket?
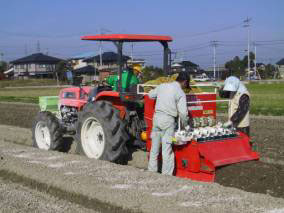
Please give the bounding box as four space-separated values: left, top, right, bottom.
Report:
106 66 140 92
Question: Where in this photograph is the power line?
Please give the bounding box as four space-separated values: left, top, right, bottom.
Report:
256 45 284 51
0 30 94 39
254 40 284 43
173 22 244 39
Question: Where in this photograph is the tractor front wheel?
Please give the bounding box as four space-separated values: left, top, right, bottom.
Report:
76 101 129 164
32 111 64 151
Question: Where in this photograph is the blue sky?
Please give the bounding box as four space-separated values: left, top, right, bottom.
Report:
0 0 283 68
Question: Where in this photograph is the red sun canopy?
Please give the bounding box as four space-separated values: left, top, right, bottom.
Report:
81 34 173 42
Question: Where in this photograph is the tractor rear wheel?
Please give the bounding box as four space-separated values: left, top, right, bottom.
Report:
32 111 64 151
76 101 129 164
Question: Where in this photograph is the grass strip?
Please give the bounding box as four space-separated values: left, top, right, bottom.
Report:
0 96 38 103
0 79 64 88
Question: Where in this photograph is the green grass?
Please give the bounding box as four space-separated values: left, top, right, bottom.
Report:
216 83 284 116
247 83 284 116
0 79 65 88
0 96 38 103
0 83 283 116
0 88 61 103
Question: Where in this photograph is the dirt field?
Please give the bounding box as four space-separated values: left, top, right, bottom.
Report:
1 102 284 199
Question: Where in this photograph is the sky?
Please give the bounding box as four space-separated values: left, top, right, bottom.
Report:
0 0 283 69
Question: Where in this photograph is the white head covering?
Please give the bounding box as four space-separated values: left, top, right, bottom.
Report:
223 76 248 94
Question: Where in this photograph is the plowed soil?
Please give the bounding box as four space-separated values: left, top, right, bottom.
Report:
1 102 284 198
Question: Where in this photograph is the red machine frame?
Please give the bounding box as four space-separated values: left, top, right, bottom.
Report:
80 34 259 182
144 91 259 182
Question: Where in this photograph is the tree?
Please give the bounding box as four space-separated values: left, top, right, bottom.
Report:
225 52 255 78
259 64 277 79
225 56 245 78
140 66 165 83
242 52 255 70
55 60 68 81
0 61 8 73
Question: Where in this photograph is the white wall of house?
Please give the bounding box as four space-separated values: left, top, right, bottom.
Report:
277 65 284 78
72 59 87 69
13 63 56 77
86 61 119 71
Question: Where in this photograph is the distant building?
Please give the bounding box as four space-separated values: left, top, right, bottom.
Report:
127 58 146 68
170 60 202 77
69 52 96 70
72 52 146 82
11 53 63 79
276 58 284 78
171 62 183 73
206 65 229 80
73 51 130 81
83 51 130 72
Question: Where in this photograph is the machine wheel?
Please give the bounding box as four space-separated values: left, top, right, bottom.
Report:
76 101 129 164
32 111 64 151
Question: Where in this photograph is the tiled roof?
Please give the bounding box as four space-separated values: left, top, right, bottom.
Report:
11 53 63 64
83 51 130 63
276 58 284 65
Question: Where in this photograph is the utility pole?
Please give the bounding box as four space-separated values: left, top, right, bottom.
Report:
37 40 41 53
211 40 218 80
99 28 112 69
99 41 103 68
244 17 251 80
25 44 28 56
130 43 134 61
97 28 105 81
254 42 257 78
181 50 185 62
253 42 262 80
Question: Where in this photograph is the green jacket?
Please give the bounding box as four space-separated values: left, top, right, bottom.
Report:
106 70 139 92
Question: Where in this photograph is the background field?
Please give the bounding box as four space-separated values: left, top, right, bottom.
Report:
0 88 61 103
0 82 283 116
0 79 61 88
216 83 284 116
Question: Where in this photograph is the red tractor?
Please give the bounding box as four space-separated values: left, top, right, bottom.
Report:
32 34 259 182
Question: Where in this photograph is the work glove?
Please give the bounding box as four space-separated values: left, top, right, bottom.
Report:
223 120 233 128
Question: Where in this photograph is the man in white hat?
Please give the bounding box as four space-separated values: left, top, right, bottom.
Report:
219 76 250 136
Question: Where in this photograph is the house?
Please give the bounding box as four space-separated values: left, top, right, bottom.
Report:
171 62 183 73
11 53 63 79
69 52 96 70
74 51 130 81
276 58 284 78
83 51 130 71
72 52 145 83
127 58 146 68
206 65 229 80
170 60 204 78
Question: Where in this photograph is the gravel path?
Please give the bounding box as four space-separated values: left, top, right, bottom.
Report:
0 178 97 213
1 141 284 213
1 124 284 199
